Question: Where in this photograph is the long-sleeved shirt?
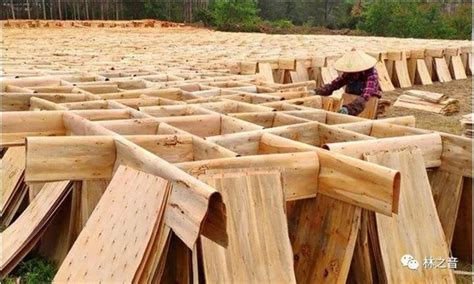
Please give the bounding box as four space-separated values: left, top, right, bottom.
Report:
318 67 380 115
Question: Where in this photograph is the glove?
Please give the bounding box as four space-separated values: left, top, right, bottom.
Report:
338 106 349 115
315 86 331 96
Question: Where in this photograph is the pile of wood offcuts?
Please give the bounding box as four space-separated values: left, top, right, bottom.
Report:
394 90 460 115
0 23 473 283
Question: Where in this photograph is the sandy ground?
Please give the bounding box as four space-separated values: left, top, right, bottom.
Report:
381 78 472 135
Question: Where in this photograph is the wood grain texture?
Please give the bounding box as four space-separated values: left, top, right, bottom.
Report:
452 177 472 263
365 149 455 283
288 195 361 283
428 169 464 246
1 146 25 215
54 166 170 283
0 181 71 278
200 170 296 283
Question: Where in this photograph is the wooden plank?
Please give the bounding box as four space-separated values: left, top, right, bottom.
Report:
450 55 467 80
348 210 376 284
375 61 395 91
257 62 274 83
25 136 116 182
288 196 361 283
0 181 71 278
452 177 472 263
1 111 66 146
79 179 109 227
113 137 228 248
200 170 296 283
393 58 412 88
1 147 26 215
178 152 319 201
416 59 433 85
365 149 455 283
53 166 170 282
428 169 464 245
324 133 443 168
434 57 453 83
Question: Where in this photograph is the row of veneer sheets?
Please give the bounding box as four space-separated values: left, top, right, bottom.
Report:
2 28 470 74
0 148 460 283
199 150 456 283
0 181 71 277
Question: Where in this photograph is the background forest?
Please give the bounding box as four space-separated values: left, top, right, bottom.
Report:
1 0 472 39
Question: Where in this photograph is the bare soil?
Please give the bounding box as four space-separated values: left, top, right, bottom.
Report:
381 78 472 135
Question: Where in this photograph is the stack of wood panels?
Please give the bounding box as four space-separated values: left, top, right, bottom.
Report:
0 181 72 278
394 90 460 115
460 113 473 138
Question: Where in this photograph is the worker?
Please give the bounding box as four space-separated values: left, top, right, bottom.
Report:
315 49 380 117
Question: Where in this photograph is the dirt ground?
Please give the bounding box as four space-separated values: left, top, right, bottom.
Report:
381 78 472 135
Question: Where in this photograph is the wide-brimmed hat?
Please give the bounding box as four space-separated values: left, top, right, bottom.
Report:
334 48 377 73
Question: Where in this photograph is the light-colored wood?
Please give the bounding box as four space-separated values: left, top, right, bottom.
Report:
365 149 455 283
317 148 400 216
428 169 464 245
1 147 26 216
434 57 453 82
0 181 71 278
324 133 443 168
179 152 319 201
288 196 361 283
375 61 395 91
114 137 227 248
452 177 472 263
449 55 467 80
54 166 170 283
25 136 116 182
257 62 274 83
79 179 109 227
348 210 375 284
394 94 459 115
439 133 473 177
404 90 446 103
416 59 433 85
1 111 66 146
342 93 379 119
392 55 412 88
200 170 296 283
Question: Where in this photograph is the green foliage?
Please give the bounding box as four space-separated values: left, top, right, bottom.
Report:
271 19 294 29
4 255 57 284
357 1 471 40
195 8 215 27
212 0 261 32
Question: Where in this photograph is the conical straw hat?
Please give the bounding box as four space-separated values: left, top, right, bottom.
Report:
334 49 377 73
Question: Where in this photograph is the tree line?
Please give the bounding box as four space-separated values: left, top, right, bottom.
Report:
1 0 471 40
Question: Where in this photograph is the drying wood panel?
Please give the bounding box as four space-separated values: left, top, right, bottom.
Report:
365 149 454 283
434 58 453 83
393 59 412 88
451 177 472 263
449 55 467 80
54 166 170 283
1 146 26 214
416 59 433 85
0 181 71 278
428 169 464 246
257 62 274 83
288 196 361 283
200 170 296 283
79 179 110 227
375 61 395 91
